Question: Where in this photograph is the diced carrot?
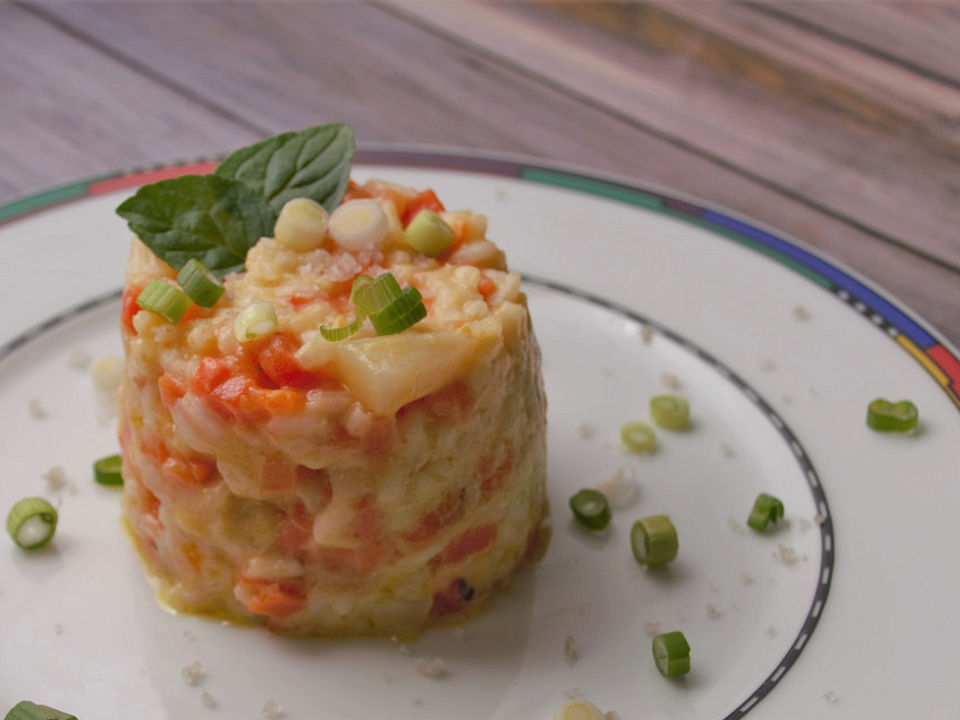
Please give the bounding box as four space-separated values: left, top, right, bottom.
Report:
479 441 515 496
140 434 168 462
246 582 306 617
433 524 498 566
401 188 445 226
260 453 298 494
164 455 217 486
177 304 200 325
289 293 319 310
354 496 381 546
120 284 143 333
191 357 232 396
342 179 372 203
259 387 306 416
403 492 466 543
477 275 496 299
276 500 313 552
157 373 186 409
182 543 201 572
257 333 321 389
425 381 473 421
141 432 217 486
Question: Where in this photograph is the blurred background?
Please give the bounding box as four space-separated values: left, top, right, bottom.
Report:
1 1 958 343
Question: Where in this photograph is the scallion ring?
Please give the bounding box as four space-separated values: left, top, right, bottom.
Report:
319 317 362 342
6 497 58 550
176 258 225 308
866 398 918 432
369 286 427 336
93 454 123 486
747 492 784 532
4 701 77 720
552 699 605 720
569 489 611 530
136 278 192 324
631 514 678 566
352 272 402 316
319 273 426 341
650 394 690 431
652 630 691 678
404 209 455 256
234 302 278 342
621 421 657 453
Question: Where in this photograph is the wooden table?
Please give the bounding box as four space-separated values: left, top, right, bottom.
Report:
2 1 958 345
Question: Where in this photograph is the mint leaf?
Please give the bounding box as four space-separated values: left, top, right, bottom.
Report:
116 174 276 277
215 123 355 213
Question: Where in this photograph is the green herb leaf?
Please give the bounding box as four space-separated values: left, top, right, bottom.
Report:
215 123 355 213
116 174 276 277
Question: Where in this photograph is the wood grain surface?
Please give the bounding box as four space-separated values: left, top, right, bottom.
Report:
2 1 958 345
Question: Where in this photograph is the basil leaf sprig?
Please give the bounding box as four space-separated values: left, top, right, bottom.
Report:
116 123 355 278
215 123 354 214
116 174 275 278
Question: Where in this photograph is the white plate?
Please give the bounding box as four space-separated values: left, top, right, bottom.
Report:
1 152 958 719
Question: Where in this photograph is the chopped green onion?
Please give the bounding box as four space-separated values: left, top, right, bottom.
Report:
569 489 611 530
319 317 362 342
650 395 690 431
328 198 389 251
348 274 375 304
319 275 375 341
6 498 58 550
369 286 427 336
352 272 402 315
274 197 329 252
136 278 192 324
404 210 455 256
176 259 225 308
652 631 691 678
93 454 123 486
866 398 918 432
320 273 426 341
620 421 657 453
631 514 678 566
552 699 605 720
747 492 784 532
4 701 77 720
234 302 278 342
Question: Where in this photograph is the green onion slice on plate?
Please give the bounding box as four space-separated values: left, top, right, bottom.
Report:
652 631 691 678
631 514 678 566
649 394 690 431
177 258 225 308
620 421 657 453
4 701 77 720
6 498 58 550
569 489 612 530
747 492 784 532
93 454 124 486
866 398 918 432
136 278 192 324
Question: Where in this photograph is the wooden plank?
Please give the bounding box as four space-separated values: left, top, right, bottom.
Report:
0 5 260 204
750 1 960 88
12 1 960 344
379 0 960 272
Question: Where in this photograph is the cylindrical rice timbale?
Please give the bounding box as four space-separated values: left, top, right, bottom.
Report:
118 179 547 635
